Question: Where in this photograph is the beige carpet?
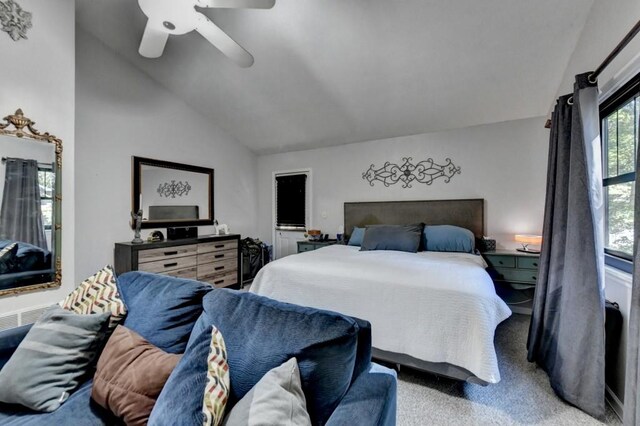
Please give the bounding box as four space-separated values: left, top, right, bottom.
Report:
396 314 621 426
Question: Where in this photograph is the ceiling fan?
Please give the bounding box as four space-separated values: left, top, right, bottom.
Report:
137 0 275 67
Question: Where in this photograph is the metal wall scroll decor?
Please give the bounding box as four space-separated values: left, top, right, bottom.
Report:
0 0 32 41
157 180 192 198
362 157 461 188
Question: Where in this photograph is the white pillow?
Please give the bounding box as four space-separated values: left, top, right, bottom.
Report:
223 357 311 426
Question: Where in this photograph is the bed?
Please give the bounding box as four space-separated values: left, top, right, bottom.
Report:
0 240 53 290
250 199 511 384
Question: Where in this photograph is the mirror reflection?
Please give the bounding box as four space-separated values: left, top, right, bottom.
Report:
133 156 214 229
0 135 56 291
140 164 210 222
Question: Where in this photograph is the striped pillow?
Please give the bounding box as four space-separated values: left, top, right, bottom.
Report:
0 305 111 412
60 265 126 330
202 326 230 426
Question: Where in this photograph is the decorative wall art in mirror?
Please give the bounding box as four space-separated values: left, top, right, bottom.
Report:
0 109 62 297
132 156 214 229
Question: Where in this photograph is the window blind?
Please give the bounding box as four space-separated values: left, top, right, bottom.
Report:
275 174 307 229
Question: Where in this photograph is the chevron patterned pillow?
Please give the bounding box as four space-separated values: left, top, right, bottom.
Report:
202 326 230 426
60 265 127 330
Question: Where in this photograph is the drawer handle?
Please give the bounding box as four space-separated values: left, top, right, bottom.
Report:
498 261 504 265
215 244 225 248
214 254 225 259
164 251 178 256
215 266 224 271
164 262 178 268
532 276 537 280
214 279 224 285
533 262 538 267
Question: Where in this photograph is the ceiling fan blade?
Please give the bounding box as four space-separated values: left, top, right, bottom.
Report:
139 21 169 58
196 0 275 9
196 17 254 67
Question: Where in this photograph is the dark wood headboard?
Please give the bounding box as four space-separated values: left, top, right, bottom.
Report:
344 199 484 238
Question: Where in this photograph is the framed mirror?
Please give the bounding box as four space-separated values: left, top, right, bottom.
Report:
132 156 214 229
0 109 62 297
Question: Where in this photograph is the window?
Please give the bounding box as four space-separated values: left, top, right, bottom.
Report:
600 71 640 267
275 173 307 230
38 167 54 230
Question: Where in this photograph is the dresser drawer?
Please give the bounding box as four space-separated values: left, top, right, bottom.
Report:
197 259 237 278
138 244 198 263
517 257 540 270
484 255 516 268
298 243 315 252
493 267 538 284
198 249 237 264
139 254 198 274
164 266 198 280
198 240 238 254
201 271 237 288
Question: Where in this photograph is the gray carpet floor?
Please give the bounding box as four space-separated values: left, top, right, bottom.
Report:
396 314 621 426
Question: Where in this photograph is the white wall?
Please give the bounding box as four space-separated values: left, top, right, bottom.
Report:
258 117 548 249
555 0 640 101
0 0 75 314
553 0 640 411
74 29 258 283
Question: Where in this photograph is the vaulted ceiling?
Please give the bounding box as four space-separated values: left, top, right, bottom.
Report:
76 0 594 154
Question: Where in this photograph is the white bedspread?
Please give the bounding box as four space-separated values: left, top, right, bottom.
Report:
250 245 511 384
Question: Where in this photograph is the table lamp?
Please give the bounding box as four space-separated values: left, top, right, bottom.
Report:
515 234 542 253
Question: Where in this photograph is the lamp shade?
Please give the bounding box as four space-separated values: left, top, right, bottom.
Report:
515 234 542 245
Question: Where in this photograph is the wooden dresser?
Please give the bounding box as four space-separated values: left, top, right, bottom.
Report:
114 234 241 289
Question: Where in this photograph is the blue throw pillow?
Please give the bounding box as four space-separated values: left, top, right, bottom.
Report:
347 227 365 246
148 325 215 426
181 289 360 425
360 224 423 253
117 271 212 354
423 225 475 253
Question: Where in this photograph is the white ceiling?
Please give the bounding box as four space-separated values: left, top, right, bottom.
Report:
76 0 594 154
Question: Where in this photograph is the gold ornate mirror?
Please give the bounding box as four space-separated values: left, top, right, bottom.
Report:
0 109 62 297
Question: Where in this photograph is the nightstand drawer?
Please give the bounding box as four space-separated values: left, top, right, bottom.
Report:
298 244 315 252
484 255 516 268
494 267 538 284
517 257 540 270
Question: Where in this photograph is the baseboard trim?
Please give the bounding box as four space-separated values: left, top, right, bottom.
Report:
606 384 624 422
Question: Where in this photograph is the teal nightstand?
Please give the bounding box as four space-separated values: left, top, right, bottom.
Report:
297 240 337 253
483 249 540 315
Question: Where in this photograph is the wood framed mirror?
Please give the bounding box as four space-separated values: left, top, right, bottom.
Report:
132 156 214 229
0 109 62 297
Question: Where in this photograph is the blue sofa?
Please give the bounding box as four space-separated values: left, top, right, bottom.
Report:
0 271 397 425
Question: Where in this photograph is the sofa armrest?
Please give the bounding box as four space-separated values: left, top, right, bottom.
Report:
0 324 32 371
326 362 397 426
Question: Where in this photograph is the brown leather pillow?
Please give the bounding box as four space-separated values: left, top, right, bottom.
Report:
91 325 181 426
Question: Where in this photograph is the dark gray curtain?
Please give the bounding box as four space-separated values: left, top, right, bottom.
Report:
623 119 640 425
527 73 606 419
0 158 47 249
